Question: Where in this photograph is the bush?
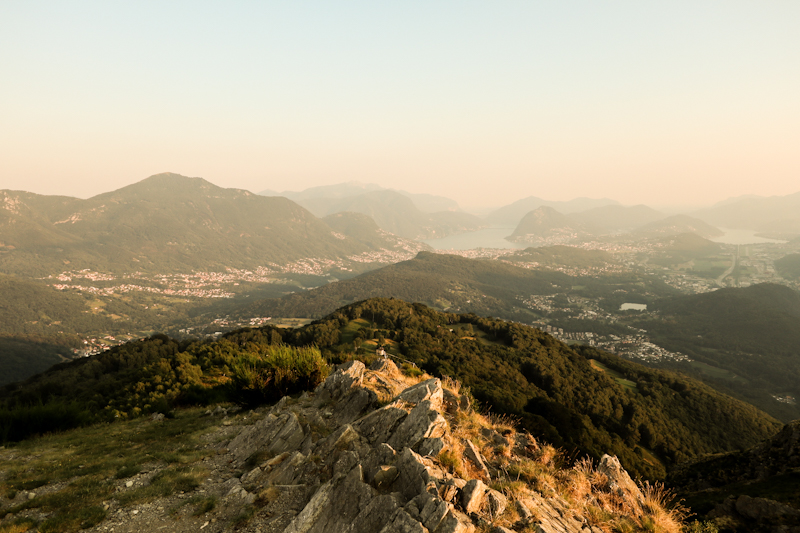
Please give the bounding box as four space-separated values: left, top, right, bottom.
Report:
229 345 329 406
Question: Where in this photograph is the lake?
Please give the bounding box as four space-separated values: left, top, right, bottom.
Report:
423 226 526 250
620 303 647 311
710 229 787 245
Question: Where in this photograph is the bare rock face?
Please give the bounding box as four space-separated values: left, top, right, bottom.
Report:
597 454 643 503
206 360 648 533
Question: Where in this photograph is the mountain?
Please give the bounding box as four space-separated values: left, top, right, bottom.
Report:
506 206 593 244
311 190 482 240
261 181 461 216
0 173 424 277
693 191 800 235
486 196 619 227
631 214 723 238
502 245 618 270
647 233 725 267
570 204 665 234
642 283 800 421
239 251 677 321
775 253 800 281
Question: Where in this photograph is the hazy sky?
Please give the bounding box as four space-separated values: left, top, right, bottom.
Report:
1 1 798 209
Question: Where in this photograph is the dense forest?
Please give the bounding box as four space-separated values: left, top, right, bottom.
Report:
3 298 778 483
639 283 800 421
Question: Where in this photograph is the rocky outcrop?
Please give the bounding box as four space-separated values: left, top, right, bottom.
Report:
219 359 654 533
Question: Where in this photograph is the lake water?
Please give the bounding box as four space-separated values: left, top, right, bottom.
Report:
423 227 527 250
620 303 647 311
710 229 787 245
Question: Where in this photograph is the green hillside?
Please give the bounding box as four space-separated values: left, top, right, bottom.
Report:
0 173 421 277
240 251 678 320
507 206 592 243
775 253 800 281
641 283 800 421
0 298 779 483
280 298 779 480
317 189 483 240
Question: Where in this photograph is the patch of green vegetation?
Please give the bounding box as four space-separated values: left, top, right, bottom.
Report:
589 359 638 391
689 361 742 382
0 407 216 531
0 330 327 442
276 298 779 480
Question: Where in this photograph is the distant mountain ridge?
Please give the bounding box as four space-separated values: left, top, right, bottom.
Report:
261 183 477 239
0 173 425 277
486 196 619 226
693 191 800 237
507 206 593 244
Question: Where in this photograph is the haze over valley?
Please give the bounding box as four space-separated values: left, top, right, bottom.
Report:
3 3 800 531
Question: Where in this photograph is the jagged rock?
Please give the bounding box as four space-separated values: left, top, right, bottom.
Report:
387 400 448 452
379 509 430 533
314 360 367 407
515 499 533 521
392 448 447 500
332 387 379 424
227 411 306 466
461 479 487 514
265 451 308 486
597 455 642 503
284 464 377 533
362 443 399 484
486 489 507 518
397 379 444 411
433 508 475 533
417 438 445 457
416 492 451 531
462 439 491 479
344 493 405 533
241 466 261 485
353 402 410 445
374 465 400 489
490 527 514 533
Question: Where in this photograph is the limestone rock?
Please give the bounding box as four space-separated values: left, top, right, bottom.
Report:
461 479 487 514
396 378 444 411
314 360 366 407
387 400 448 452
462 439 491 479
379 509 430 533
597 455 642 503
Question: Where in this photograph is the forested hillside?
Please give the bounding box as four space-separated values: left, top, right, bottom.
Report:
641 283 800 421
4 297 775 485
0 173 423 277
241 251 678 320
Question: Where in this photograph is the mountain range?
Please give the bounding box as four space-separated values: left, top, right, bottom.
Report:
0 173 425 277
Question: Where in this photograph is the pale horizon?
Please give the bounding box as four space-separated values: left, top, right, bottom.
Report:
2 2 798 210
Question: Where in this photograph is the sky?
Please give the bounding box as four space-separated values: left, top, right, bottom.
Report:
1 1 799 210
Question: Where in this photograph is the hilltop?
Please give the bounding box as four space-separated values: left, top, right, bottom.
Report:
631 215 723 239
487 197 618 227
0 298 779 483
0 354 703 533
0 173 425 277
239 251 677 322
507 207 593 244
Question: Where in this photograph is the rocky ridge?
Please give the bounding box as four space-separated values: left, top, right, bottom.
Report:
203 359 681 532
2 359 684 533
